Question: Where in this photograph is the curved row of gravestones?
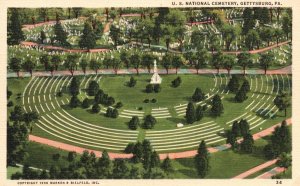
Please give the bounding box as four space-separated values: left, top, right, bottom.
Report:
145 74 291 151
22 73 291 152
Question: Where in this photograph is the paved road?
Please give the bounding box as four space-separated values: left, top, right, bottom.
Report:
7 65 292 78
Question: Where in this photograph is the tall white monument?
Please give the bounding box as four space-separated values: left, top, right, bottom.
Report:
150 60 162 84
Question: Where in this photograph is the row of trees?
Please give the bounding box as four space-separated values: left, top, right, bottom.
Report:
128 115 157 130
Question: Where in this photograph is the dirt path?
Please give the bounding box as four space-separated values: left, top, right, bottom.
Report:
255 167 286 179
233 159 278 179
28 118 291 160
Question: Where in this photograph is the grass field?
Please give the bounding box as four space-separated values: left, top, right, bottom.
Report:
7 72 292 153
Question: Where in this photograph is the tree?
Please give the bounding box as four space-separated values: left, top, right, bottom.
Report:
172 55 183 74
145 84 154 93
81 98 90 108
111 57 121 74
231 120 241 137
274 91 290 117
92 103 100 113
142 53 155 73
223 54 236 75
227 75 240 93
80 59 88 75
51 55 61 71
9 105 24 122
109 25 121 48
97 150 112 178
171 77 181 87
162 54 172 74
212 50 223 74
186 102 196 124
239 119 250 137
23 111 39 125
54 22 69 46
237 51 253 75
240 133 254 153
79 22 96 50
274 28 283 46
8 9 24 45
195 49 210 74
128 76 137 87
72 8 82 18
112 159 129 179
130 53 141 75
124 143 135 153
191 30 205 49
242 8 255 35
69 77 80 96
241 80 250 93
89 59 101 75
112 108 119 118
235 88 248 102
132 142 144 162
69 95 80 108
87 80 99 96
259 27 274 46
211 94 223 116
9 58 22 77
194 140 209 178
277 153 292 169
65 54 79 76
245 29 260 50
153 84 161 93
120 51 130 69
40 54 49 71
221 24 238 50
22 58 36 77
226 130 238 150
40 30 46 44
67 151 77 162
192 88 205 102
282 15 292 39
195 105 204 121
260 52 274 74
129 116 139 130
143 115 156 129
161 157 173 175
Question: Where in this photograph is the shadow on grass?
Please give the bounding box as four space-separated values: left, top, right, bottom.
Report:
166 117 185 124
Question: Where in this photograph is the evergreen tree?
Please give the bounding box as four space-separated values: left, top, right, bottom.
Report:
69 77 80 96
9 57 22 77
143 115 156 129
92 103 100 113
145 84 154 93
40 54 49 71
54 22 70 46
87 80 100 96
228 75 240 93
89 59 101 74
153 84 161 93
112 159 129 179
80 59 88 75
235 88 248 102
69 95 80 108
40 30 46 44
186 102 196 124
124 143 135 153
231 120 241 137
132 142 144 162
171 77 182 87
240 133 254 153
194 140 209 178
260 52 274 74
161 157 173 175
8 8 24 45
274 91 290 117
129 116 139 130
81 98 90 108
211 94 224 116
128 76 137 87
239 119 250 137
9 105 24 122
195 105 204 121
79 22 96 50
241 79 250 93
226 130 238 150
112 109 119 118
192 87 205 102
97 150 112 178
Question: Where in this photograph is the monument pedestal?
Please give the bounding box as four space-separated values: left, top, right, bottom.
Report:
150 60 162 84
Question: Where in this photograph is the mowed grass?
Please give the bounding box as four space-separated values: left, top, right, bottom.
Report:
100 74 214 111
172 138 269 179
7 166 22 179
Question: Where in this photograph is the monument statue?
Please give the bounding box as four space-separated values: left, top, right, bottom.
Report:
150 60 162 84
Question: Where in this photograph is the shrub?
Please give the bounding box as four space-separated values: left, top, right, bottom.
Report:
7 90 12 99
128 76 137 87
143 115 156 129
52 153 61 161
115 102 123 109
145 84 154 93
112 109 119 118
106 96 115 106
57 91 63 97
151 98 157 103
69 95 81 108
81 98 90 108
153 84 161 93
138 107 143 110
124 143 135 153
192 87 205 102
171 77 182 87
7 101 14 107
106 107 113 117
92 103 100 113
144 99 149 103
129 116 139 130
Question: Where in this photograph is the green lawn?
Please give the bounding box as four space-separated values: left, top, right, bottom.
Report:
7 166 22 179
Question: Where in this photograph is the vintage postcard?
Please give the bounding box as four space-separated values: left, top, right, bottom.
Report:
1 0 299 185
